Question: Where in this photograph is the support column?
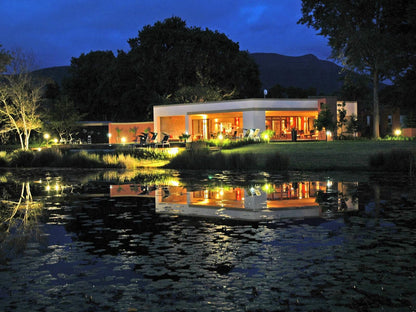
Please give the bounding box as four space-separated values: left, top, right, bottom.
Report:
243 110 266 131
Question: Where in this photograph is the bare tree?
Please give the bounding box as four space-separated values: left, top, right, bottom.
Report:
0 49 44 150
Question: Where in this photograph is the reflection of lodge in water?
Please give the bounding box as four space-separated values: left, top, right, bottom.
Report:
110 181 358 221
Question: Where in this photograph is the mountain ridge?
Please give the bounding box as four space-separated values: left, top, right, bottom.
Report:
250 52 345 94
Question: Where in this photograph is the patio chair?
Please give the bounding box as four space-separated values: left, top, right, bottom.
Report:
252 129 261 141
138 132 148 146
157 134 170 148
147 132 158 147
243 129 251 138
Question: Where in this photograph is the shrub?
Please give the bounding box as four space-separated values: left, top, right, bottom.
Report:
369 149 415 174
166 149 289 171
0 151 7 167
102 154 122 168
63 151 103 168
116 147 171 160
103 154 141 169
9 150 35 167
32 148 63 167
207 138 262 150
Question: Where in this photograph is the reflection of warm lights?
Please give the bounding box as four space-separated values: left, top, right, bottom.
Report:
236 189 241 201
37 147 42 151
166 178 180 186
394 129 402 136
54 184 60 191
219 189 224 196
46 185 51 191
327 180 333 188
204 190 209 199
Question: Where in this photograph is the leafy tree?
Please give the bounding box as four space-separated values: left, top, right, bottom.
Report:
170 85 231 104
0 45 12 73
347 114 361 135
314 103 335 141
44 96 84 143
0 50 44 150
299 0 416 138
337 102 347 138
63 51 119 121
127 17 261 116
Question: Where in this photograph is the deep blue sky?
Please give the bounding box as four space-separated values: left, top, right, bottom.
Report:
1 0 331 69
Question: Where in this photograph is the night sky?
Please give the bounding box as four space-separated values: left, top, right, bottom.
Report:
1 0 331 69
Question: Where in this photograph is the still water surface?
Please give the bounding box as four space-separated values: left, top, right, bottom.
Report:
0 169 415 311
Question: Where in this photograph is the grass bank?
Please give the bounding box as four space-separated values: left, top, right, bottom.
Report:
0 148 171 169
221 140 416 171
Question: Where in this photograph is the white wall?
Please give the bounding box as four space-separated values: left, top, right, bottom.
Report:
243 110 266 131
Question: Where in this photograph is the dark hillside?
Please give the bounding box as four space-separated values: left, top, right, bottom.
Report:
31 66 70 85
250 53 344 95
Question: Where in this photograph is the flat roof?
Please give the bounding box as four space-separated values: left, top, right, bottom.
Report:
154 98 320 117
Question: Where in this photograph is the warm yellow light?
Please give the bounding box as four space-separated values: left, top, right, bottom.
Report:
394 129 402 136
45 185 51 191
53 138 58 143
326 131 332 137
107 133 112 138
121 137 126 143
43 133 50 140
167 147 179 156
54 184 60 191
166 178 180 186
37 147 42 151
218 134 224 140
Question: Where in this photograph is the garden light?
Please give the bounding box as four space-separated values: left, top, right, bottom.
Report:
394 129 402 136
43 133 50 140
121 137 126 144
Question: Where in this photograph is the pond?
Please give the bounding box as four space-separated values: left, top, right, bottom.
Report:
0 169 415 312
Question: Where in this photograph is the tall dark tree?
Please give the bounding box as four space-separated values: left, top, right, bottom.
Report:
0 44 12 73
299 0 416 138
127 17 261 118
63 17 261 122
63 51 118 121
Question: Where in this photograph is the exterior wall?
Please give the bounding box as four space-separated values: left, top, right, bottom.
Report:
243 110 266 131
403 128 416 137
160 116 186 139
108 122 153 144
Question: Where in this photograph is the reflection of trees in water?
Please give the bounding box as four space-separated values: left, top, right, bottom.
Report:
0 182 44 262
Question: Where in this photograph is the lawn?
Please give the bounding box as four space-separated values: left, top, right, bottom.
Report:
222 140 416 171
